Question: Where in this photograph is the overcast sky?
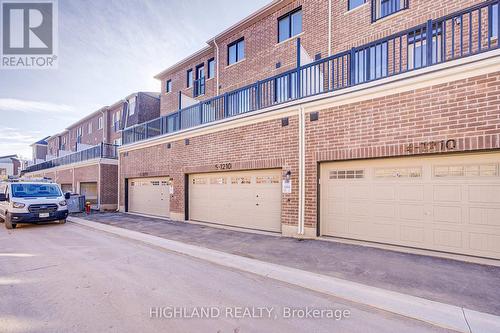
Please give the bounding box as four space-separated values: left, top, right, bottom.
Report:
0 0 269 159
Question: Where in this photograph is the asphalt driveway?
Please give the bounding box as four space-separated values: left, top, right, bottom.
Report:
73 212 500 316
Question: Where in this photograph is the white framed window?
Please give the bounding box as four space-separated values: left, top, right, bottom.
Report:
113 138 122 146
128 97 136 116
77 127 82 137
329 170 365 179
88 122 93 134
98 116 103 130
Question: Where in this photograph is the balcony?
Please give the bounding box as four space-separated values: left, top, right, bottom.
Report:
123 1 500 146
22 143 118 174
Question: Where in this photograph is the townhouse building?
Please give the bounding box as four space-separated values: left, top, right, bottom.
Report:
0 155 21 178
23 92 160 210
119 0 500 260
30 137 49 164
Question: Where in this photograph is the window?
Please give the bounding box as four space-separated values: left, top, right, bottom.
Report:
490 4 499 38
434 164 498 178
373 0 408 21
166 79 172 93
408 28 442 70
210 177 227 185
348 0 366 10
329 170 365 179
187 69 193 88
354 42 388 84
207 58 215 79
88 122 92 134
114 138 122 146
98 116 103 130
77 127 82 137
228 38 245 65
278 8 302 43
128 97 136 116
194 64 205 96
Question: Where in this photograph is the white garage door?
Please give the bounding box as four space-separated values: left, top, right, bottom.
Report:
320 153 500 259
80 182 98 204
128 177 170 218
189 169 282 232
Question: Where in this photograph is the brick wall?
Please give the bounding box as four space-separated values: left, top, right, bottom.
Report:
100 164 118 205
332 0 485 53
155 0 484 117
33 144 48 160
120 69 500 230
156 0 331 116
304 70 500 228
120 116 300 225
107 103 123 144
159 48 216 116
47 137 59 157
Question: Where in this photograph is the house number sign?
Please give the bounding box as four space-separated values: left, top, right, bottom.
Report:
405 139 457 153
215 163 232 170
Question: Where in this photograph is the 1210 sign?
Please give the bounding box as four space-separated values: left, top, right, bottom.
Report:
405 139 457 153
215 163 232 170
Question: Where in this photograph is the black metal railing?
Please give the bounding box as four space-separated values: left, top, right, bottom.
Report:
23 143 118 173
121 1 500 145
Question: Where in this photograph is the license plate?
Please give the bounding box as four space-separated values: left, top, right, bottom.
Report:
39 213 50 218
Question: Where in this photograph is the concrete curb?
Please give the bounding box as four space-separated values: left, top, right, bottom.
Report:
68 217 500 333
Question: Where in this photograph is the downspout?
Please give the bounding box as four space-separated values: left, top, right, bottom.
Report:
117 153 120 212
98 161 101 211
100 108 107 144
298 106 306 236
213 38 220 95
328 0 332 56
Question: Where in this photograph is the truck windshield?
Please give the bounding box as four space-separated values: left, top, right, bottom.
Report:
11 184 62 198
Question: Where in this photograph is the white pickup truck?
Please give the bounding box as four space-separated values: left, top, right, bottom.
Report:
0 179 70 229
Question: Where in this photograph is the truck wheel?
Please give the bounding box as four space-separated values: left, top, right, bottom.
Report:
59 219 67 224
5 214 16 229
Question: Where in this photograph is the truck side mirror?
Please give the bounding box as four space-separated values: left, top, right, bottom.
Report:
64 192 71 200
0 193 6 202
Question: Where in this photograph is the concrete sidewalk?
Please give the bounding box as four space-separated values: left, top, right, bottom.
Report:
68 213 500 333
72 212 500 316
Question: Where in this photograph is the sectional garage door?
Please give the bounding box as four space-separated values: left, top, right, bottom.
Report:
128 177 170 218
189 169 282 232
320 153 500 259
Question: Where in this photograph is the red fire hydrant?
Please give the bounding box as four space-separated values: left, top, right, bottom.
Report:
85 201 91 215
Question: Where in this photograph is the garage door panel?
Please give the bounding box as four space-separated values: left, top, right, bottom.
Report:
433 229 463 249
401 226 425 243
321 152 500 259
372 203 396 218
399 185 424 201
468 185 500 203
373 186 396 200
400 204 425 221
433 185 462 202
189 169 281 233
469 207 500 226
